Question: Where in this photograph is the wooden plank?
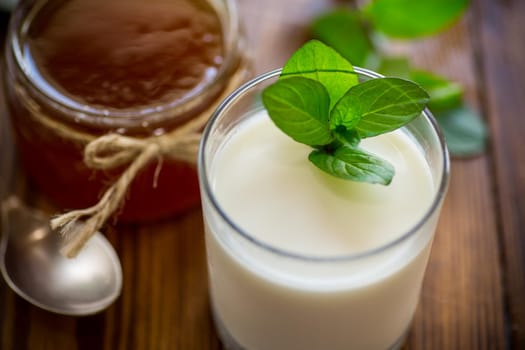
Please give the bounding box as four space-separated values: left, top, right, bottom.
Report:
92 211 219 350
383 9 507 350
473 0 525 348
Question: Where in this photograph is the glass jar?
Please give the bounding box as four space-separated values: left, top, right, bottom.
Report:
3 0 250 222
0 96 14 201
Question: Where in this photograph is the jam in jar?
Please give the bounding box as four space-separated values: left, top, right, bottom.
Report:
3 0 249 222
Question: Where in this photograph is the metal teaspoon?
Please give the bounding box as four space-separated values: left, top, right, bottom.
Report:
0 197 123 316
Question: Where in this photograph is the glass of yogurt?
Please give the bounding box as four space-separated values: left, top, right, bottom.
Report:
198 68 450 350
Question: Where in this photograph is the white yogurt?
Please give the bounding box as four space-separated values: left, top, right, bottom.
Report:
203 109 439 350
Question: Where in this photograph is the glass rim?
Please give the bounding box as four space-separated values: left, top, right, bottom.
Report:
198 67 451 263
8 0 241 128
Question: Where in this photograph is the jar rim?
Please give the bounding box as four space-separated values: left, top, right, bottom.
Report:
8 0 242 129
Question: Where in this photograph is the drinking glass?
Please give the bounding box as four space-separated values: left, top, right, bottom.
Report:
198 68 450 350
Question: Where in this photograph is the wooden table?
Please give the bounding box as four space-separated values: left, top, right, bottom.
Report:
1 0 524 348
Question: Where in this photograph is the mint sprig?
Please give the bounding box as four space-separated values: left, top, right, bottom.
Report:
262 40 429 185
310 5 488 158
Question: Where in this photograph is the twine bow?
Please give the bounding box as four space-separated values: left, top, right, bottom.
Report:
51 117 203 258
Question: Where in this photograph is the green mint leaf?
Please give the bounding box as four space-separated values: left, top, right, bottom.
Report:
436 105 487 157
262 76 334 146
363 0 469 38
309 146 394 185
281 40 358 110
377 63 463 112
331 77 429 138
310 9 373 67
410 70 463 112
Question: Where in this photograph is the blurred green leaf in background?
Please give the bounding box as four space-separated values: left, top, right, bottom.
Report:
310 0 487 158
363 0 469 38
437 106 487 157
311 9 373 67
410 70 463 112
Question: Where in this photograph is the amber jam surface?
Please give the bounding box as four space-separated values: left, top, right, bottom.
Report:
5 0 247 222
30 0 224 109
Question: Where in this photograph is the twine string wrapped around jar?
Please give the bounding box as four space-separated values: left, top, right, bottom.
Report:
18 69 247 258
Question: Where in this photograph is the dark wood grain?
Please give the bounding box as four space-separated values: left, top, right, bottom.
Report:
1 0 523 349
473 0 525 348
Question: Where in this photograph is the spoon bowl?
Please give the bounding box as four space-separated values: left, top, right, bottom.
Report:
1 197 122 316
